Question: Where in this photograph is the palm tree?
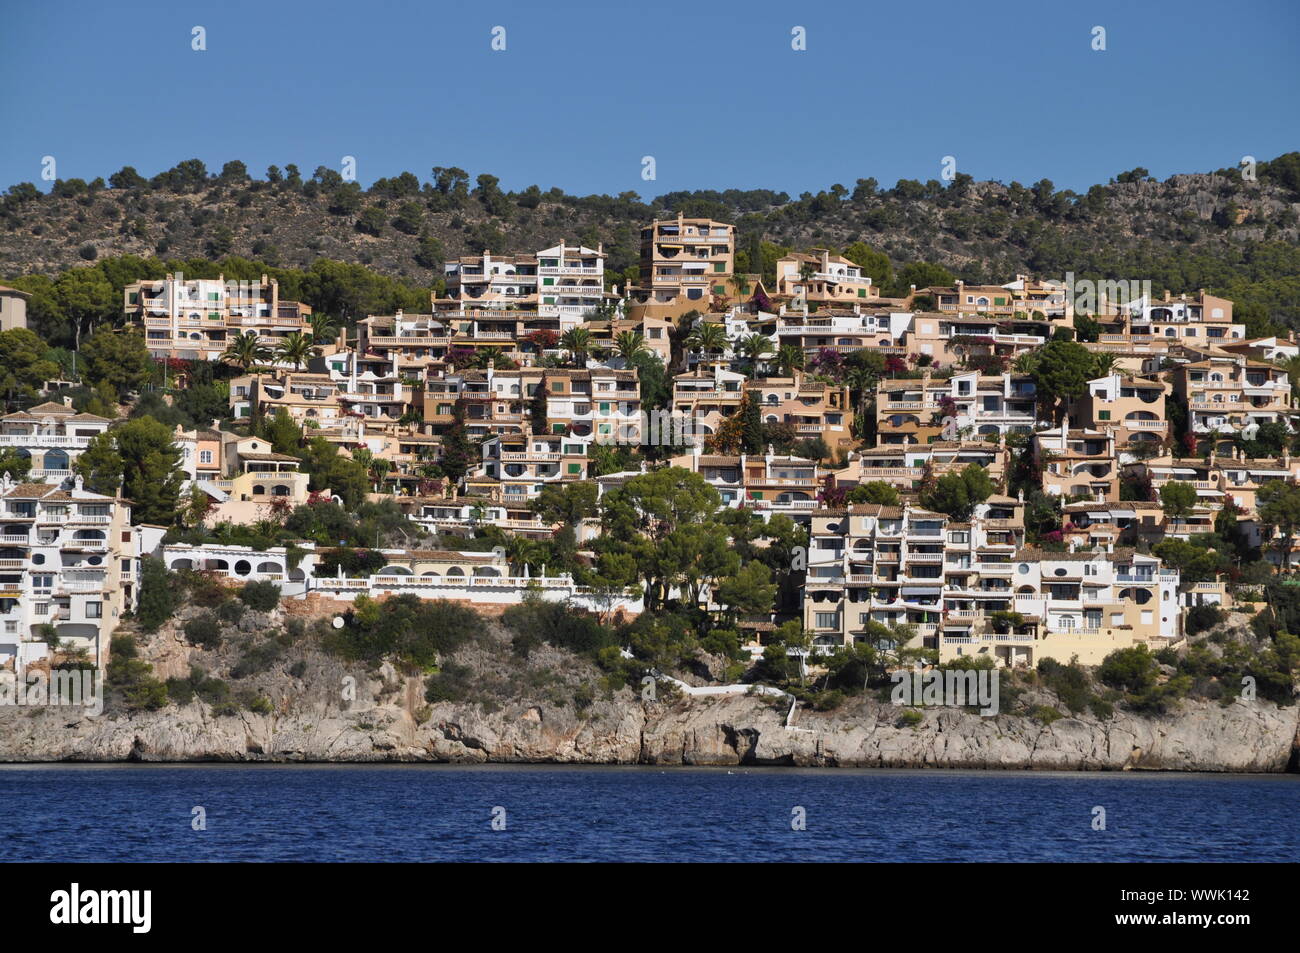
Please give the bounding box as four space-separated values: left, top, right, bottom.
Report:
221 330 271 372
1092 353 1118 377
307 313 338 344
776 343 805 378
368 457 392 490
845 364 877 419
560 327 592 367
614 330 648 362
686 322 729 358
733 333 774 374
276 331 321 370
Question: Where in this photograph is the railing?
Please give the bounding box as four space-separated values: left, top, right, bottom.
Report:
0 434 92 448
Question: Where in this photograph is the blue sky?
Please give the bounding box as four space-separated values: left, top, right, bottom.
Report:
1 0 1296 199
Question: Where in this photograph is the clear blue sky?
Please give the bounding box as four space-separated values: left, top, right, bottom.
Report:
1 0 1296 199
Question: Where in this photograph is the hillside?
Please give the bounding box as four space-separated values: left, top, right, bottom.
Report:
3 154 1300 330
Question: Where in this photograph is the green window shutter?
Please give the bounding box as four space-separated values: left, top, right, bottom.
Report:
599 402 610 414
858 288 866 297
129 292 139 304
713 262 724 273
713 285 726 295
994 297 1007 306
751 491 764 501
543 297 556 304
567 463 581 474
543 278 554 286
1099 410 1111 420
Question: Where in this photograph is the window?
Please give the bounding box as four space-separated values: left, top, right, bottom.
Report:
567 464 581 475
199 450 213 464
35 603 48 616
815 612 839 629
85 601 102 619
1098 411 1110 420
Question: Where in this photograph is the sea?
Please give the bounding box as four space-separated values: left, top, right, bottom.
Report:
2 764 1295 862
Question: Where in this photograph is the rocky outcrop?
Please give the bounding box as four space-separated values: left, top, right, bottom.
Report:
2 686 1295 771
4 608 1296 771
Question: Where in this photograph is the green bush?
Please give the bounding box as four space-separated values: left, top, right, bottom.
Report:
324 594 478 668
239 580 282 611
425 661 473 703
502 600 615 657
136 557 182 631
183 613 223 649
217 601 246 625
1186 604 1224 636
231 641 283 679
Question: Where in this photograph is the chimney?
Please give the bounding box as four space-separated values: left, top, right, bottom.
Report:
62 396 72 408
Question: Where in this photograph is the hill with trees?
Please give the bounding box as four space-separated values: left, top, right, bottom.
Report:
3 153 1300 345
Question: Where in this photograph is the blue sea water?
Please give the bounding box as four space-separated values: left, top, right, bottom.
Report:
1 765 1296 862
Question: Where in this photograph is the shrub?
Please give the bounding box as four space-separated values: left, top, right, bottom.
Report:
425 661 473 703
896 708 923 728
231 641 283 679
502 600 615 657
136 557 182 632
1185 604 1224 637
239 580 281 611
1097 645 1159 694
182 571 231 607
324 594 478 668
183 613 223 649
217 601 246 625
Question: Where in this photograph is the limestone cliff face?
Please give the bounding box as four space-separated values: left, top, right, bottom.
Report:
1 680 1295 771
3 608 1296 771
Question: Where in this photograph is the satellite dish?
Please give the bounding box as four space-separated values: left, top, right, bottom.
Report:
331 616 344 629
1241 423 1260 441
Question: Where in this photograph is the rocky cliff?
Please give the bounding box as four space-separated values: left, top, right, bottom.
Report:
2 607 1296 771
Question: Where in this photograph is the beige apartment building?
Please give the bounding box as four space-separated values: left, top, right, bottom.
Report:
874 371 1038 446
773 250 876 308
670 447 821 517
629 215 735 318
746 372 852 450
833 442 1011 494
1034 427 1120 502
1069 373 1168 456
125 272 312 362
1172 354 1294 443
801 500 1026 652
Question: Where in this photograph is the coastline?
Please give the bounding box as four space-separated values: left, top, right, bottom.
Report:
2 689 1296 772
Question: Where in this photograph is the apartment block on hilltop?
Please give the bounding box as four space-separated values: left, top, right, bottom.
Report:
125 272 312 362
773 250 877 308
629 215 735 317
